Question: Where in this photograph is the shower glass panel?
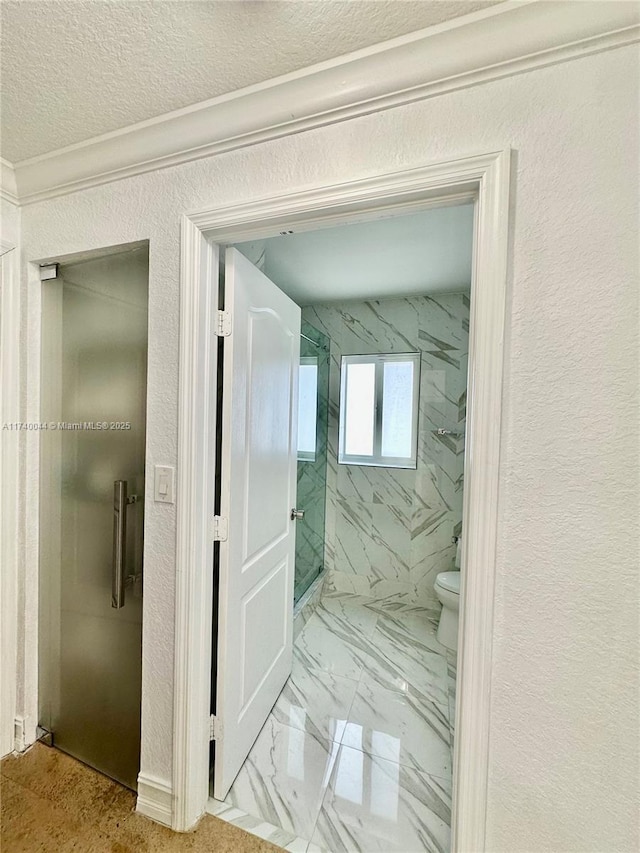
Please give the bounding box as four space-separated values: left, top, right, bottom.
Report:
38 245 148 790
294 322 330 603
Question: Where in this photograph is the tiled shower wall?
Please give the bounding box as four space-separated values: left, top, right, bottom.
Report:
294 322 330 602
302 293 469 610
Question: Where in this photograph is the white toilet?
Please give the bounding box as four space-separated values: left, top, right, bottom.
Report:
434 537 462 651
434 572 460 650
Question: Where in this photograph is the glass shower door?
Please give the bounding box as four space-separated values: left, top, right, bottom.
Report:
294 322 330 602
39 246 148 790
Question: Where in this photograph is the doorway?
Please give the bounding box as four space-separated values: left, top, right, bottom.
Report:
173 152 510 851
38 244 149 790
206 204 470 851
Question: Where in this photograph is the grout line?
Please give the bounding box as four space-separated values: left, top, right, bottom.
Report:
347 614 453 779
309 598 455 847
303 593 371 849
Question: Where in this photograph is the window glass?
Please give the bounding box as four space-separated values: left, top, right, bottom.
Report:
344 362 375 456
297 359 318 460
381 360 414 459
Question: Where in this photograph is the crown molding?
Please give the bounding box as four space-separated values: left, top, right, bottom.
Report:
0 160 18 206
9 0 639 206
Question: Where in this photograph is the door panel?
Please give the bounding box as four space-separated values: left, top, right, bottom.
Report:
241 560 288 708
243 310 293 560
39 247 148 790
214 248 300 799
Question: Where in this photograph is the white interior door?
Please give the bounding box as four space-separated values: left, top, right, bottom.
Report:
213 247 301 799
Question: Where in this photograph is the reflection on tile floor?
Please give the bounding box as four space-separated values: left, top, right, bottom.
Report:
212 594 456 853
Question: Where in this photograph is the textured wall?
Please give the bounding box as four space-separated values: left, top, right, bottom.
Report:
15 45 639 852
1 198 20 246
303 294 468 611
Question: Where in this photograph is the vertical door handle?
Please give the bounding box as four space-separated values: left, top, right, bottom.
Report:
112 480 127 608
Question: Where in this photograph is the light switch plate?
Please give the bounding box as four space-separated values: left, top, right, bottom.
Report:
154 465 175 504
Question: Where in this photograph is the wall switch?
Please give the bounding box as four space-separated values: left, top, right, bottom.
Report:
154 465 175 504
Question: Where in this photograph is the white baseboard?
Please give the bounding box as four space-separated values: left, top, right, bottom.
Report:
136 772 173 827
13 716 38 753
13 717 26 753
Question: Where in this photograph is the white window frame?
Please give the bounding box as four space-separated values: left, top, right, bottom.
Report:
338 352 420 469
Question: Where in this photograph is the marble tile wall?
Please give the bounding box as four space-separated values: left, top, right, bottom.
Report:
302 294 469 610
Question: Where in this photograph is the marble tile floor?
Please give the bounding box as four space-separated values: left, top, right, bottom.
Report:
214 593 457 853
1 742 281 853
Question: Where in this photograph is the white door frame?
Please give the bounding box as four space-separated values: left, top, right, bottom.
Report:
174 150 512 851
0 238 20 758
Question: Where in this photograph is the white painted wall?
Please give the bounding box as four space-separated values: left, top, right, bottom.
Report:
1 198 20 246
16 44 639 851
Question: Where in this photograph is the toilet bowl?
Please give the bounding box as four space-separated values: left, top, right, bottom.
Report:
434 571 460 651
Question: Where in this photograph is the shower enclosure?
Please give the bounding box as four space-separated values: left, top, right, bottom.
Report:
294 321 330 603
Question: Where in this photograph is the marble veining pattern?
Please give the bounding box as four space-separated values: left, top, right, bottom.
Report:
293 571 326 641
342 680 451 777
272 660 357 745
311 750 451 853
223 715 337 840
217 593 457 852
303 293 468 610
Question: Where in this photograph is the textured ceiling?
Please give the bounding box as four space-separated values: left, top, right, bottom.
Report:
235 202 474 304
1 0 501 162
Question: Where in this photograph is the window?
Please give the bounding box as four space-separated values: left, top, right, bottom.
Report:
339 353 420 468
297 357 318 461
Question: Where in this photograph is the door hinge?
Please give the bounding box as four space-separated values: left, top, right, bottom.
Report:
215 310 232 337
209 714 223 741
212 515 228 542
39 263 59 281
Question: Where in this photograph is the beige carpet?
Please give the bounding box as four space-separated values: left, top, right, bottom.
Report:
1 744 282 852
